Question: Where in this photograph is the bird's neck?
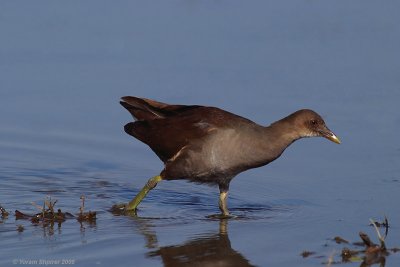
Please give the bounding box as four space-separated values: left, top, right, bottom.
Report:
250 117 302 167
266 116 302 146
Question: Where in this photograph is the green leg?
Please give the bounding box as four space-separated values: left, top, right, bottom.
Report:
219 191 230 216
126 175 163 211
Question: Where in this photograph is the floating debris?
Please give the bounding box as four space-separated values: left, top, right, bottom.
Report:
77 195 96 223
1 205 9 218
303 217 400 266
16 225 24 232
77 210 97 223
16 197 72 225
14 196 96 226
370 216 389 228
341 247 361 262
359 231 377 248
334 236 349 244
300 250 316 258
369 217 388 250
391 248 400 253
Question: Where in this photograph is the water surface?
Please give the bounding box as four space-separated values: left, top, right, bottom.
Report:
1 1 400 266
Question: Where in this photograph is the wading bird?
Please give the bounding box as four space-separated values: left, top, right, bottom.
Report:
114 96 340 216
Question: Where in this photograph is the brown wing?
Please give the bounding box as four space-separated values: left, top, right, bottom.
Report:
120 96 255 162
120 96 200 120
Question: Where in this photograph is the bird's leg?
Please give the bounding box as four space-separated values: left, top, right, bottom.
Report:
219 191 229 216
111 175 162 214
218 184 230 216
125 175 163 211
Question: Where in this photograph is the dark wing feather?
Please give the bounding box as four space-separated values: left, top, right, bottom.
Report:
121 96 200 120
121 96 254 163
124 107 217 162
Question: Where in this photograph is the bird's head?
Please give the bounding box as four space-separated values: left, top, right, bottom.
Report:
290 109 341 144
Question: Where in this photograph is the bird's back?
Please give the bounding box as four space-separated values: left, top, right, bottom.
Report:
121 96 256 163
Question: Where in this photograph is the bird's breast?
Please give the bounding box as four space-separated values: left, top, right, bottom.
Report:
164 128 278 183
196 129 253 174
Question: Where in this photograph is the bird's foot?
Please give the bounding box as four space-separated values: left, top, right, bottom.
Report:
206 213 237 220
110 203 138 216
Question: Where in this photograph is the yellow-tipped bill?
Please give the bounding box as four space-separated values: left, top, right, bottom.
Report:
324 132 341 144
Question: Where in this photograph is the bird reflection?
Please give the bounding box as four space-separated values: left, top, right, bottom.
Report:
145 219 255 267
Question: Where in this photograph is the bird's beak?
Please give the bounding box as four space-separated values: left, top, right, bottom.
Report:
320 128 341 144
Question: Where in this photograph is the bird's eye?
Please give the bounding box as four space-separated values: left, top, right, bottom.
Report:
310 119 317 125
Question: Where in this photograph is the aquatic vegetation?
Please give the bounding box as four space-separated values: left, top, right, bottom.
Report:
0 205 9 218
302 217 400 266
300 250 316 258
14 196 96 227
16 225 24 232
77 195 96 223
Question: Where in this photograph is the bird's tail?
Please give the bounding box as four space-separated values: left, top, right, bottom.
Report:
120 96 168 120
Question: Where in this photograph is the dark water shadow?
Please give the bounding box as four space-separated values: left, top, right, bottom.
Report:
144 219 256 267
110 193 298 267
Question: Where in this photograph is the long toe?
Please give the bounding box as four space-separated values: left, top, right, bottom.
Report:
110 203 136 215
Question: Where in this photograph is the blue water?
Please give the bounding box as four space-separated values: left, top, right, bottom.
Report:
1 1 400 266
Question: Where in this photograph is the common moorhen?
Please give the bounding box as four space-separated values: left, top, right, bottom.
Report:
116 96 340 216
